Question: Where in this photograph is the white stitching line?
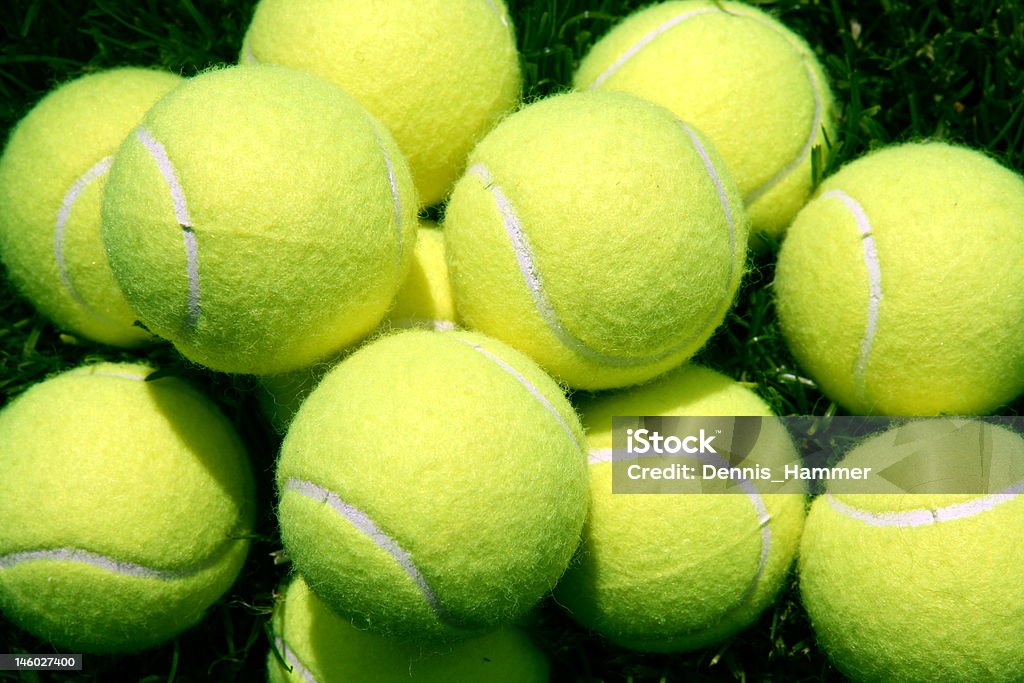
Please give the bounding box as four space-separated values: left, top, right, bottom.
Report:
481 0 509 27
470 152 736 367
826 482 1024 527
136 126 201 331
587 6 825 208
54 156 114 318
0 535 242 580
589 8 718 88
821 189 881 388
274 637 319 683
745 57 824 204
367 122 404 268
284 478 445 617
588 447 612 464
453 338 581 450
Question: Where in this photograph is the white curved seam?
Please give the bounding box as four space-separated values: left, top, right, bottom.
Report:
472 163 734 367
137 127 201 331
481 0 509 27
454 338 581 451
694 451 772 602
389 318 456 332
0 536 240 579
588 448 613 464
242 42 258 64
673 122 739 349
275 637 319 683
587 5 825 206
284 478 444 617
368 124 404 268
822 189 880 386
54 156 113 315
83 371 148 381
588 8 719 88
827 482 1024 527
744 57 824 204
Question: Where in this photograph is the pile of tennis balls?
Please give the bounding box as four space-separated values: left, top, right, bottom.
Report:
2 0 1024 680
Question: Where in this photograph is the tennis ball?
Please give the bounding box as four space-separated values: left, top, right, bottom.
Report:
799 419 1024 682
575 0 835 239
241 0 521 207
277 329 588 641
555 364 805 651
444 91 748 390
0 362 254 653
775 142 1024 415
385 223 458 332
268 576 549 682
0 67 182 346
101 65 417 375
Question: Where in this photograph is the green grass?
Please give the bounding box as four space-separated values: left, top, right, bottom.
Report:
1 0 1023 680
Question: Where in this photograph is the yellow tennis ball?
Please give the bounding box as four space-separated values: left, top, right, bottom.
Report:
799 419 1024 682
268 576 549 682
575 0 835 239
385 222 458 332
775 142 1024 415
0 363 254 653
241 0 521 207
444 91 749 390
0 67 182 346
101 65 418 375
555 364 805 651
277 329 588 641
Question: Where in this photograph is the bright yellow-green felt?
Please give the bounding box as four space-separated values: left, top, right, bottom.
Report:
241 0 521 206
799 420 1024 682
776 142 1024 415
575 0 835 238
102 65 418 375
0 362 254 653
444 91 749 390
277 329 588 642
555 364 805 652
0 68 182 346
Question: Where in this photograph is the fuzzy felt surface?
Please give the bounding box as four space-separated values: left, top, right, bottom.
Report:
101 65 418 375
241 0 521 207
556 365 805 651
775 142 1024 415
444 91 749 390
259 222 458 434
0 68 181 346
267 576 550 682
575 0 836 238
385 223 458 332
799 420 1024 682
0 363 254 653
276 329 588 642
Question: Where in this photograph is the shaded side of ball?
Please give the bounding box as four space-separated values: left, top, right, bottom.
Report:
268 576 549 683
